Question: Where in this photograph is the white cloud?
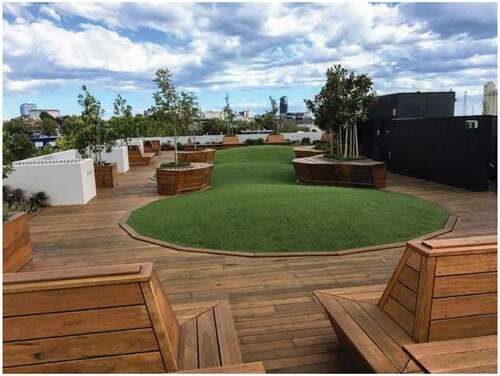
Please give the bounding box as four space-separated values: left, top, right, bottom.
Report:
39 5 61 22
2 2 496 100
3 19 203 73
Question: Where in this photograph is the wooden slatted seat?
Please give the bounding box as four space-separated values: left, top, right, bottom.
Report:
403 335 497 373
314 235 497 373
144 140 161 155
128 145 155 166
3 263 254 373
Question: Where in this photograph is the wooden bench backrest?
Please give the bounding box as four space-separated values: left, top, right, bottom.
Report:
378 235 497 342
144 140 161 152
223 136 240 145
3 263 182 372
128 145 142 156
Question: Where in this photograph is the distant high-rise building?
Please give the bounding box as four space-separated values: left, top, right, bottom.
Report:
483 81 497 115
20 103 36 117
279 96 288 115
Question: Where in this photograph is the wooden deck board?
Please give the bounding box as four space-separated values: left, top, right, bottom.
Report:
21 151 497 373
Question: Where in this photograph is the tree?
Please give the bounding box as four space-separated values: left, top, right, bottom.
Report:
199 118 226 134
56 115 84 151
264 96 279 133
3 119 37 177
179 91 200 148
223 93 235 136
76 85 114 163
41 117 58 136
152 68 181 162
109 94 135 145
305 65 376 158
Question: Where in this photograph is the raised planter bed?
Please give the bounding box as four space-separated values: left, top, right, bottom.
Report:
3 212 32 272
266 134 289 145
177 148 216 163
293 146 326 158
293 155 386 188
143 140 161 155
94 163 118 188
156 163 214 195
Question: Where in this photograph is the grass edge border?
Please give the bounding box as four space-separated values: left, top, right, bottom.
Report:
119 208 458 258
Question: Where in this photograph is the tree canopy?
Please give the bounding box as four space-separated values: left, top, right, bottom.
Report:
305 64 376 158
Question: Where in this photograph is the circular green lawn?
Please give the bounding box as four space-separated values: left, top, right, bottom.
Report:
127 146 448 253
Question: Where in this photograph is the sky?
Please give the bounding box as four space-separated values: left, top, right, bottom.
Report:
2 1 498 120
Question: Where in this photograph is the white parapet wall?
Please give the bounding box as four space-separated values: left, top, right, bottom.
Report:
4 150 97 206
90 146 129 173
128 131 323 146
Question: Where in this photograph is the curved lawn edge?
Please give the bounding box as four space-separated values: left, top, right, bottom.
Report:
119 208 458 257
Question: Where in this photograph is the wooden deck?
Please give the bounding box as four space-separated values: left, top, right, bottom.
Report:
22 152 496 373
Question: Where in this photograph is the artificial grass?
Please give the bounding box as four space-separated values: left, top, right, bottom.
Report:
127 146 449 253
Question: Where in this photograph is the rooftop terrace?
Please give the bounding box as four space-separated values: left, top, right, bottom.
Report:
21 151 496 373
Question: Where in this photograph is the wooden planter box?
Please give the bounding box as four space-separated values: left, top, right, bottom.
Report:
223 135 240 145
156 163 214 195
94 163 118 188
293 146 326 158
293 155 386 188
3 212 32 273
144 140 161 155
266 134 288 144
177 148 215 163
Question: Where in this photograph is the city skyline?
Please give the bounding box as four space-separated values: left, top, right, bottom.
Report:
3 2 497 119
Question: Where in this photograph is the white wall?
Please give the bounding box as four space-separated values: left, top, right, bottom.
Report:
129 131 323 146
90 146 129 173
5 150 97 206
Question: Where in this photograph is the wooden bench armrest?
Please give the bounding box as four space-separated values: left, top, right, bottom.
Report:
176 361 266 373
4 263 154 292
407 235 497 256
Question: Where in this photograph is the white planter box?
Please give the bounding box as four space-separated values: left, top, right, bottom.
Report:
5 150 97 206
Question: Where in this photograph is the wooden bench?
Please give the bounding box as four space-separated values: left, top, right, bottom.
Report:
128 145 155 166
144 140 161 155
3 263 257 373
314 235 497 373
403 335 497 373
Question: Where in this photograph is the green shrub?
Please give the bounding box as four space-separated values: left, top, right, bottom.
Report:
3 186 49 219
161 142 174 151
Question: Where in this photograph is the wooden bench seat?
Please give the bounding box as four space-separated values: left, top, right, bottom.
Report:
315 235 497 373
177 361 266 373
3 263 256 373
128 145 155 166
403 335 497 373
315 285 422 373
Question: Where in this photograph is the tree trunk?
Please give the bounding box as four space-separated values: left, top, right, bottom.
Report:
174 123 178 163
354 124 358 157
329 127 334 156
344 125 348 158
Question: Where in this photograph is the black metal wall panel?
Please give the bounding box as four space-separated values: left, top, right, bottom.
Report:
384 116 496 191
